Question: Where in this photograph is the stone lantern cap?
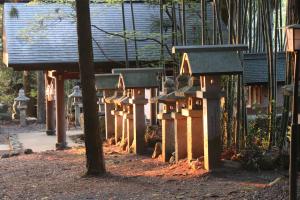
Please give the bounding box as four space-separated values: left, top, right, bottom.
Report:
104 91 123 104
95 74 120 90
68 86 82 98
112 68 163 89
114 95 130 106
175 76 201 97
156 91 185 104
14 89 30 102
96 91 103 98
282 84 300 97
175 85 200 98
150 77 178 104
173 44 247 76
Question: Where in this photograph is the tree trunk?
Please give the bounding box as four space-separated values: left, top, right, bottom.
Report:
37 71 46 123
23 70 34 117
181 0 186 45
75 0 105 175
286 2 300 199
130 0 139 67
121 2 129 68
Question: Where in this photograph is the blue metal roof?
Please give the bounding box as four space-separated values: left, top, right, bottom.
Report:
3 2 222 71
243 52 286 85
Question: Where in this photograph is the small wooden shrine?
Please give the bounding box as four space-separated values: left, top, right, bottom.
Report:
112 68 163 154
95 74 120 140
173 44 247 170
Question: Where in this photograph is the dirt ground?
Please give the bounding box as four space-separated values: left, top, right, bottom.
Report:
0 125 9 155
0 128 8 144
0 142 288 200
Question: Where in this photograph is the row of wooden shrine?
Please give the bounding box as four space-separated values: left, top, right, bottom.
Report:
95 44 247 171
2 1 248 171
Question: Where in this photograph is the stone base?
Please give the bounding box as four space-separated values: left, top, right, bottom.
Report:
56 142 68 150
46 130 56 136
182 109 204 161
172 112 187 162
159 113 174 162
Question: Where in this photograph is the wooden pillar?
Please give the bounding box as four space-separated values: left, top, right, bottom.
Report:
55 72 67 149
150 88 157 125
158 104 175 162
37 71 46 123
130 89 147 155
46 100 56 135
182 97 203 161
172 111 187 162
125 105 134 152
112 107 122 143
201 76 222 170
103 90 115 139
45 73 55 136
120 107 128 148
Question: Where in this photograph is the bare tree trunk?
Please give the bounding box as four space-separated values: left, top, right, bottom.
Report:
201 0 205 45
248 0 252 52
130 0 139 68
215 0 223 44
37 71 45 123
75 0 105 175
287 2 300 199
23 70 34 117
181 0 186 45
262 0 276 149
122 1 129 68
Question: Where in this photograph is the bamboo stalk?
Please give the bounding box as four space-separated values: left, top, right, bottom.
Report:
121 1 129 68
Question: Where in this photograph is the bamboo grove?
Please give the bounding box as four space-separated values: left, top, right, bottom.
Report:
10 0 291 153
152 0 288 153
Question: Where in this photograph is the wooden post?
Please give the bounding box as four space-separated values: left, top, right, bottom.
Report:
45 73 55 136
103 90 115 139
150 88 157 125
181 94 203 161
46 99 56 135
120 106 128 148
182 108 203 161
290 51 299 200
125 105 134 152
55 72 67 149
112 107 122 143
201 76 222 170
172 101 187 162
158 104 175 162
37 71 46 123
130 89 147 155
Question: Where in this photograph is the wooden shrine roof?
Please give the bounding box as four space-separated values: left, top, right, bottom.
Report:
95 74 120 90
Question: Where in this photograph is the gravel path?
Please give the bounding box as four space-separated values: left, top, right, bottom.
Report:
0 143 288 200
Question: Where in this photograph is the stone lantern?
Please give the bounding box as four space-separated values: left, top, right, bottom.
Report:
14 88 30 126
68 85 82 127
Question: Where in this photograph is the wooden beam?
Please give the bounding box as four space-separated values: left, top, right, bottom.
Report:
172 44 249 54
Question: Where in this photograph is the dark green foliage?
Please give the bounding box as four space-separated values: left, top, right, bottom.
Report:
0 68 23 109
9 7 18 18
145 125 161 148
